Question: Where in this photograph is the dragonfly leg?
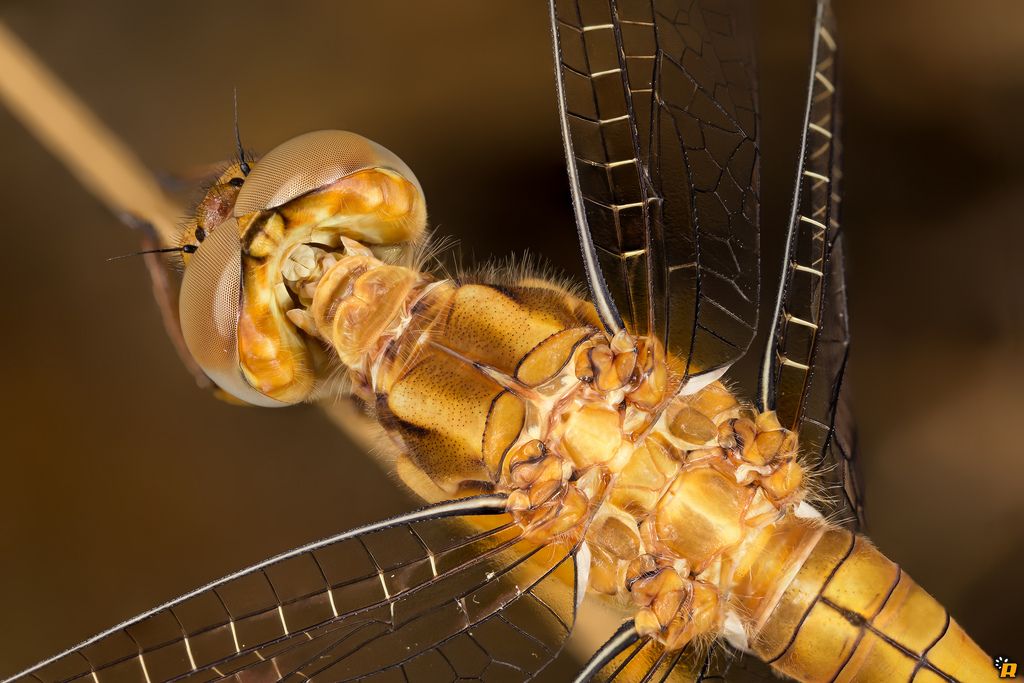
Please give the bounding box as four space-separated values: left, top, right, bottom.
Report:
628 560 720 652
505 438 605 543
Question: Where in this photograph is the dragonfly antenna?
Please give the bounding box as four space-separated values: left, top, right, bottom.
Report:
107 244 197 262
233 88 251 176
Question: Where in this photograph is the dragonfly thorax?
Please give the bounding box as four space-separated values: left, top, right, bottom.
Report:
292 244 817 654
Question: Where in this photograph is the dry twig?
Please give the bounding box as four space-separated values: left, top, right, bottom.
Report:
0 21 181 245
0 21 211 385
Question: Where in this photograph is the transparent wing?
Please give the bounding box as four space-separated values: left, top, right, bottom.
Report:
5 496 585 683
757 0 862 528
688 643 778 683
798 207 862 529
573 624 776 683
550 0 760 389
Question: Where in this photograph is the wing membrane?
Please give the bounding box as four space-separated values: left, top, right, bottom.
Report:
551 0 760 387
757 0 862 528
6 496 583 683
806 224 861 528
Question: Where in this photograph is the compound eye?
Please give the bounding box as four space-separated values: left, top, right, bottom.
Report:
234 130 421 215
178 218 286 407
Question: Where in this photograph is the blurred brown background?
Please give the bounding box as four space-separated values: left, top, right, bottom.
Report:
0 0 1021 674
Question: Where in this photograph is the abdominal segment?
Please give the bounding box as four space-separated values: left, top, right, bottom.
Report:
744 523 992 682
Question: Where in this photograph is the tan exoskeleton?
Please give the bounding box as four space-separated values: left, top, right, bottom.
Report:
0 1 996 682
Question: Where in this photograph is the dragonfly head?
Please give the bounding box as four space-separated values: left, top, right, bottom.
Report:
176 130 426 407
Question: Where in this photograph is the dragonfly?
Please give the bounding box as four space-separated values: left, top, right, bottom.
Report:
0 1 1002 681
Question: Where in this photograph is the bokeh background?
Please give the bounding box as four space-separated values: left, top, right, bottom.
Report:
0 0 1021 674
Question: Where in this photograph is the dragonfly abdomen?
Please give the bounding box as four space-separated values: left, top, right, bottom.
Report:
736 517 992 682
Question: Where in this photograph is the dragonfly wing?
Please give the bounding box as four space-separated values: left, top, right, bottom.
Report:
689 643 779 683
794 210 862 529
757 0 862 528
6 496 585 683
550 0 761 388
572 623 778 683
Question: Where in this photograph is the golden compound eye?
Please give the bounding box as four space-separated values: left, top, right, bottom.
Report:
234 130 421 215
178 217 286 408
